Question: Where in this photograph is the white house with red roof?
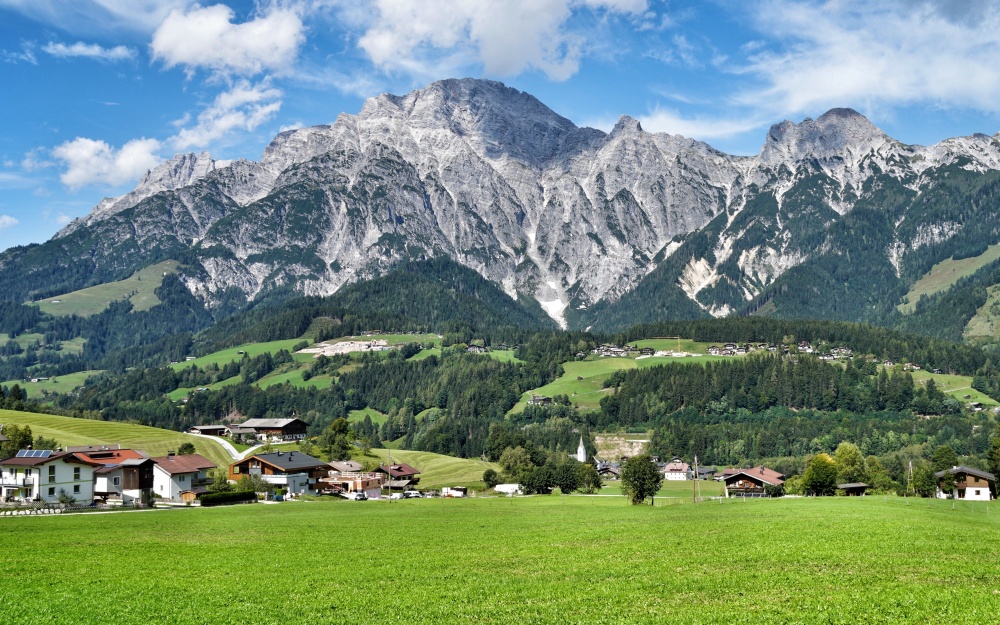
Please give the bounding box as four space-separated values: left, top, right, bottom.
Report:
663 457 690 481
0 450 101 503
151 454 217 501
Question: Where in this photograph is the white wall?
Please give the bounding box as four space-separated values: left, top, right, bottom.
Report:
153 466 195 501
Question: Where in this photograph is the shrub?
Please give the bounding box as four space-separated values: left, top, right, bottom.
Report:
199 490 257 507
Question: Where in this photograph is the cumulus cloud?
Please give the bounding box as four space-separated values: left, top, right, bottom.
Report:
355 0 647 80
0 215 19 230
51 137 161 189
151 4 305 76
735 1 1000 115
43 41 136 61
170 80 283 150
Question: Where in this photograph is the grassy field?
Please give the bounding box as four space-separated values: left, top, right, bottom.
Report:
508 359 636 414
32 260 180 317
898 244 1000 314
1 370 103 399
2 496 1000 624
169 338 307 371
964 284 1000 343
0 410 232 468
906 369 999 407
597 479 725 498
352 448 498 490
347 407 388 425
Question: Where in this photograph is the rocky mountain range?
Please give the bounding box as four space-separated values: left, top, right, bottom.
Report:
5 78 1000 331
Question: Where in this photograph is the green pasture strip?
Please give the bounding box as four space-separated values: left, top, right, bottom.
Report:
347 408 388 425
905 369 998 407
1 370 103 399
169 339 306 371
0 409 232 468
352 448 498 490
898 244 1000 314
32 260 180 317
2 497 1000 624
964 284 1000 342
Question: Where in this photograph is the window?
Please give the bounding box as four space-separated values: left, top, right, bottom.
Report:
48 487 55 497
180 474 187 483
49 465 56 483
113 476 121 487
976 490 981 496
73 485 80 494
73 467 81 481
233 466 241 474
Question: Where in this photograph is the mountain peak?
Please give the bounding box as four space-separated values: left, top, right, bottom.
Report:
611 115 643 135
761 108 888 165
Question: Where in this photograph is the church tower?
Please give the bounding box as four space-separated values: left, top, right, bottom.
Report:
575 435 587 463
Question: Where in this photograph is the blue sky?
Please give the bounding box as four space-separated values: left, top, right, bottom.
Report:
2 0 1000 251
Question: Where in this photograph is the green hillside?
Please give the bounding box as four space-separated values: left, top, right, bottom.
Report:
899 244 1000 314
0 409 232 468
352 448 498 489
33 260 180 317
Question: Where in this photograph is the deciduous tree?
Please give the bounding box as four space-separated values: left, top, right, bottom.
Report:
621 454 662 505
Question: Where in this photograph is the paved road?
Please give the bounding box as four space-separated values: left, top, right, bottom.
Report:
184 432 240 460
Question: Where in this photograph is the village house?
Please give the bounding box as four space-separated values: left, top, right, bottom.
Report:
73 446 155 504
723 466 785 498
528 395 553 406
663 458 690 481
238 417 309 442
151 454 217 501
935 466 995 501
0 450 101 503
229 451 329 496
374 462 421 490
318 460 382 496
466 344 487 354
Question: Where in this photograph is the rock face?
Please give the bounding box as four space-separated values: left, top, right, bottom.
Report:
18 78 1000 328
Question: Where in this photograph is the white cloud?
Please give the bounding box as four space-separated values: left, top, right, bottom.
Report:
170 80 283 150
638 107 767 141
354 0 647 80
0 0 193 34
55 213 73 225
2 41 37 64
43 41 136 61
735 1 1000 116
151 4 305 76
21 148 54 172
51 137 161 189
0 215 18 230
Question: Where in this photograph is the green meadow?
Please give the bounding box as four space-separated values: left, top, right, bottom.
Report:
169 338 307 371
2 496 998 624
32 260 181 317
898 244 1000 314
351 448 498 490
1 370 103 399
0 410 232 468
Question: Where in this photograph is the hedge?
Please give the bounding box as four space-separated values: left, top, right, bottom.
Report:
199 490 258 507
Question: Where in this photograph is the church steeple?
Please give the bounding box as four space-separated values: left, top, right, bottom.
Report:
575 435 587 463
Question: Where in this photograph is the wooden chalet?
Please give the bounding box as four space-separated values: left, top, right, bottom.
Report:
935 466 995 501
229 451 329 495
724 466 785 498
238 418 308 441
374 463 421 490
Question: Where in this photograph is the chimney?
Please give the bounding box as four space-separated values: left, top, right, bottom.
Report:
759 467 764 475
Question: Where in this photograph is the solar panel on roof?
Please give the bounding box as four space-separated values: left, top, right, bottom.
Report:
15 449 53 458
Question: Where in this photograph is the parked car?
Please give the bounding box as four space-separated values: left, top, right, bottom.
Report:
389 492 405 500
403 490 422 499
341 491 367 501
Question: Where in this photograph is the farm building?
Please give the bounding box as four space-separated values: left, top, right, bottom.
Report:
663 458 690 481
187 425 229 437
837 483 869 496
374 463 422 490
724 466 785 498
238 418 308 442
934 466 995 501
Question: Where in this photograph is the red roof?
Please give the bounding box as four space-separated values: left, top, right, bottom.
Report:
151 454 217 475
74 449 148 466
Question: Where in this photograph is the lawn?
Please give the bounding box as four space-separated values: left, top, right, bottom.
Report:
0 409 233 468
906 369 999 407
352 448 498 490
347 407 388 425
964 284 1000 343
898 243 1000 314
32 260 181 317
1 370 104 400
2 496 999 624
508 358 638 414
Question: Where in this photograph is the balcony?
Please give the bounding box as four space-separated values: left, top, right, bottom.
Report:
0 478 33 488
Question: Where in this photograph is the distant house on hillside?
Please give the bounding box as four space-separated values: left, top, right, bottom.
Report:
466 345 487 354
663 458 690 481
935 466 995 501
229 451 329 496
151 454 216 501
187 425 229 437
724 466 785 498
238 418 308 442
528 395 553 406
